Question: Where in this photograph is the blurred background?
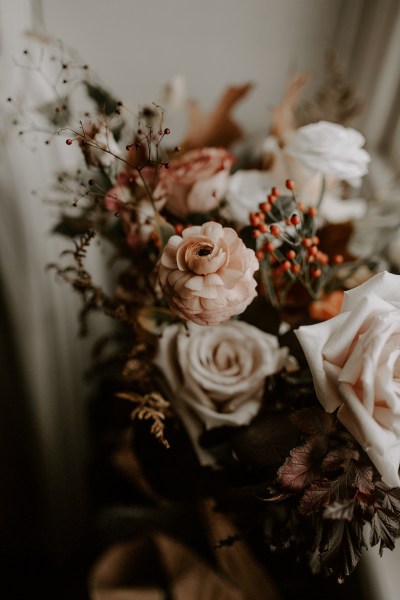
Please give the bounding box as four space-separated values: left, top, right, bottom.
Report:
0 0 399 598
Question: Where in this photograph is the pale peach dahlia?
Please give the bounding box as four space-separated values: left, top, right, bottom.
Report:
159 222 259 326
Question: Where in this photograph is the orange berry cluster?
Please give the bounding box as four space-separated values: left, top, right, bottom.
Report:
250 180 344 281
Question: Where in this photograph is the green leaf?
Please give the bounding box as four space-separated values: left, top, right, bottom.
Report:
239 225 256 251
137 306 177 336
155 212 175 249
52 215 92 238
84 82 119 115
36 98 70 127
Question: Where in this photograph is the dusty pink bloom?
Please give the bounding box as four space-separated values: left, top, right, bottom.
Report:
159 222 259 326
155 148 234 219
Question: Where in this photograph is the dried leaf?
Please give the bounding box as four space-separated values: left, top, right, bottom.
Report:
295 52 363 127
323 500 355 521
300 460 373 515
232 411 299 469
291 407 335 437
322 446 359 473
312 518 366 579
269 72 310 142
369 507 400 555
375 482 400 517
180 83 253 152
277 436 327 491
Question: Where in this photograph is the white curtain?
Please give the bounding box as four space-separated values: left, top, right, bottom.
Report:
0 0 107 562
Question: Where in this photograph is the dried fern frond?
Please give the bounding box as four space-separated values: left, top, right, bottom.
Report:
117 390 171 448
295 52 364 127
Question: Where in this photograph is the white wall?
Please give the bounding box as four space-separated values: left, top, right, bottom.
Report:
41 0 345 139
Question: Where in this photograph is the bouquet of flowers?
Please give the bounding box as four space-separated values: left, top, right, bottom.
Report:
9 44 400 597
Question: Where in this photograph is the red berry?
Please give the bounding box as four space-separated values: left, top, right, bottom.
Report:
290 214 300 226
268 193 276 204
252 229 260 239
264 242 275 253
259 201 272 213
270 225 281 236
164 162 171 169
312 236 320 245
258 223 268 234
164 128 170 135
308 245 318 256
308 207 318 217
311 268 322 278
272 187 280 197
291 263 301 274
255 250 265 261
334 254 344 264
286 250 296 260
286 179 295 190
281 260 291 271
302 238 313 248
66 139 73 145
250 214 261 227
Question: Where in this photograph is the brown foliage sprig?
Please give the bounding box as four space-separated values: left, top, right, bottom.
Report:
295 52 364 127
116 390 171 449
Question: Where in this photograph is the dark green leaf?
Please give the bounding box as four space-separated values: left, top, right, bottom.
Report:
84 82 119 115
52 215 92 238
36 98 70 126
239 225 256 251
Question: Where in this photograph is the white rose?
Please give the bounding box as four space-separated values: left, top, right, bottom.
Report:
222 168 366 229
155 320 289 464
295 271 400 487
221 170 277 228
284 121 370 187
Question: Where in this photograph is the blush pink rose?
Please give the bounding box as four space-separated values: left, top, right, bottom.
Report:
296 271 400 487
159 222 259 326
155 148 234 219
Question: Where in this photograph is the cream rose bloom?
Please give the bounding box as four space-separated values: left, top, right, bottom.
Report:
155 320 289 464
159 222 259 326
284 121 370 187
295 271 400 486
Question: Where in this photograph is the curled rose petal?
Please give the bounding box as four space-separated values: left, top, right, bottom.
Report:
159 222 259 326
